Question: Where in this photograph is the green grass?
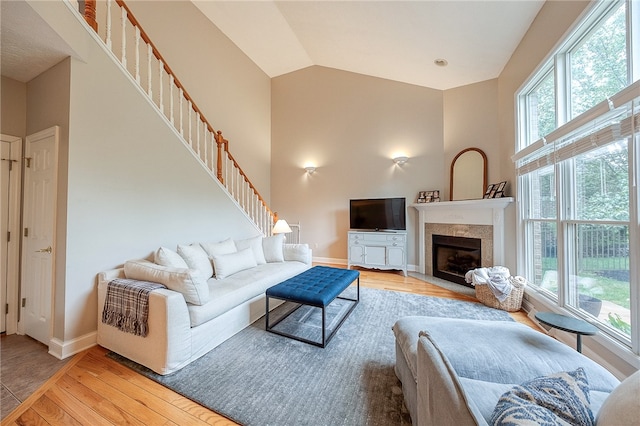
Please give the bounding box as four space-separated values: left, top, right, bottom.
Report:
578 256 629 270
577 273 630 309
539 258 630 309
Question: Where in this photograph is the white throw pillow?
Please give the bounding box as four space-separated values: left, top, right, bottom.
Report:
200 238 237 258
154 246 189 268
235 235 266 265
283 243 310 263
124 259 210 305
262 234 285 262
596 369 640 425
177 244 214 279
211 247 258 280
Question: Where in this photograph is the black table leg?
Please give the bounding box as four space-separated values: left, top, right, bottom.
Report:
577 334 582 353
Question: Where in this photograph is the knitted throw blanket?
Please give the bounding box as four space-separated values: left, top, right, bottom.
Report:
102 278 166 337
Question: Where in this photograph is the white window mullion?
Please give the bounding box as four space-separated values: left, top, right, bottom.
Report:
556 53 569 128
630 129 640 353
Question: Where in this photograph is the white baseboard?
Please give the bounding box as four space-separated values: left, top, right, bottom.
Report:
49 331 97 360
312 257 418 273
312 257 347 265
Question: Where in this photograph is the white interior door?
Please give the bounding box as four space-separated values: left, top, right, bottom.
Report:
1 142 10 333
20 126 58 345
0 134 22 335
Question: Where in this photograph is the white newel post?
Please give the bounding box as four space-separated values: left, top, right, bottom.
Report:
411 198 513 274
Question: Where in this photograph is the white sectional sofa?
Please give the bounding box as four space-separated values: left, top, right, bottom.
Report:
97 234 311 375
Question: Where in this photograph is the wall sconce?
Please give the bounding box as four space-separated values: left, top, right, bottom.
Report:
304 166 317 174
393 156 409 166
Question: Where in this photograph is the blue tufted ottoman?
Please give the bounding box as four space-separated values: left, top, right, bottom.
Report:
265 265 360 347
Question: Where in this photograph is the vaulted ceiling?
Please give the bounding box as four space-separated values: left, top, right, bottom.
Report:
1 0 545 91
192 1 545 90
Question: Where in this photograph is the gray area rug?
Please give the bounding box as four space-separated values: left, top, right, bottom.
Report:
110 287 513 426
269 297 356 344
408 271 477 297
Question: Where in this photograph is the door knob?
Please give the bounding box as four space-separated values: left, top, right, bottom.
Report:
36 246 52 254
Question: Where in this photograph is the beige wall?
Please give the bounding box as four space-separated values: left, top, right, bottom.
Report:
1 76 27 137
443 79 500 199
271 66 443 266
124 1 272 202
271 69 505 268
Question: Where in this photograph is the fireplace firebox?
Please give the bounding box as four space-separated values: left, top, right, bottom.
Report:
432 235 481 286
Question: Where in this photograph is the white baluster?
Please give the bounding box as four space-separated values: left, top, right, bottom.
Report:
227 157 231 194
147 44 152 97
249 194 253 222
243 180 246 209
212 132 216 172
227 165 236 199
179 89 184 136
203 129 209 169
135 26 140 83
158 60 164 114
106 0 112 49
188 103 192 147
169 75 174 125
228 158 232 196
254 196 258 226
196 113 201 156
121 7 127 68
225 159 229 190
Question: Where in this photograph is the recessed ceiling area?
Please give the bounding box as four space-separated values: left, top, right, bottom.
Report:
192 0 545 90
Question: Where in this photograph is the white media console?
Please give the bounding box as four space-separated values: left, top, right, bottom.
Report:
347 230 408 276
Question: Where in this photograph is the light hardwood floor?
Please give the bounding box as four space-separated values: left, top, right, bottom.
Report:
2 266 537 425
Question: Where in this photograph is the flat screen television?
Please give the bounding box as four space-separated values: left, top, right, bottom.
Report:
349 198 406 231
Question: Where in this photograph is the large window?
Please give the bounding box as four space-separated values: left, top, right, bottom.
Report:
516 0 639 349
569 4 628 119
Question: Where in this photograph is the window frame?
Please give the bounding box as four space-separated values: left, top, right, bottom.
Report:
515 0 639 355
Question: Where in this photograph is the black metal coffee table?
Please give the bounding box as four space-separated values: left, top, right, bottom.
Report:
535 312 597 353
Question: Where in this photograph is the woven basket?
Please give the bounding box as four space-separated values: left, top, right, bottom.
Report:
475 278 526 312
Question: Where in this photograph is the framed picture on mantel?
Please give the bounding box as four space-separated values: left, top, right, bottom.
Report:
417 190 440 203
484 181 507 199
483 184 495 199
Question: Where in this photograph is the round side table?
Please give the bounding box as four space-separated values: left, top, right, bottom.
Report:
535 312 597 353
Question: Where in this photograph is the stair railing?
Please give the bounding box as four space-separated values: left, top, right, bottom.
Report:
79 0 275 235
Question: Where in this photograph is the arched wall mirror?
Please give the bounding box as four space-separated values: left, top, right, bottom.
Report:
450 148 488 201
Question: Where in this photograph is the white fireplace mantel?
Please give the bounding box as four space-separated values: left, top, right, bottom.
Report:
411 198 514 274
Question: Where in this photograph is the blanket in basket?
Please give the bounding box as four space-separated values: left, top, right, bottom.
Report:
465 266 512 301
102 278 166 337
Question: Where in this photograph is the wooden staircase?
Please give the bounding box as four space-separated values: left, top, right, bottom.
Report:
80 0 275 235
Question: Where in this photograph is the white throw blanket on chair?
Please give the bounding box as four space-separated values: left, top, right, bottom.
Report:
465 266 513 302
